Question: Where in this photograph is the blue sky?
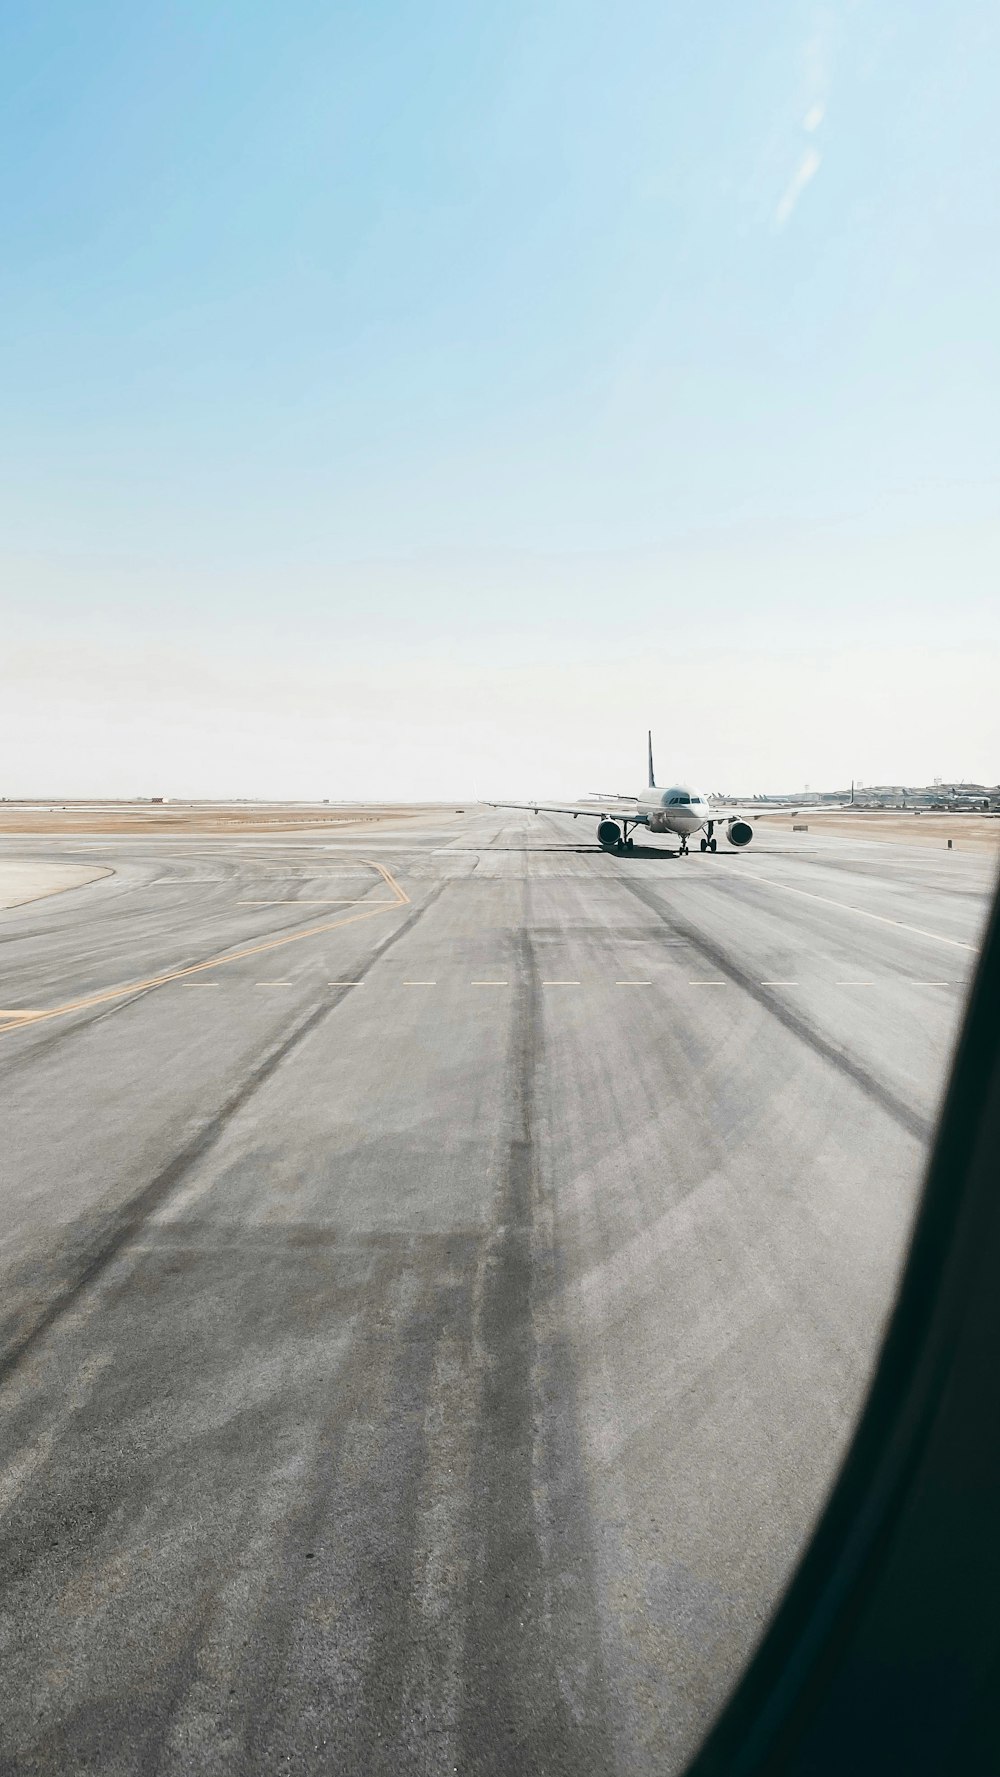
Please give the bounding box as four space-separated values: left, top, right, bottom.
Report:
2 1 997 795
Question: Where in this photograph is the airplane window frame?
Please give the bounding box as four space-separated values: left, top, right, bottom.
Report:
685 869 1000 1776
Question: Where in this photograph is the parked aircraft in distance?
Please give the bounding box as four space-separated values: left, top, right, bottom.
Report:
490 733 756 855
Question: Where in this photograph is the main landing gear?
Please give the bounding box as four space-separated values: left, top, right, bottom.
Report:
598 818 634 854
699 822 718 854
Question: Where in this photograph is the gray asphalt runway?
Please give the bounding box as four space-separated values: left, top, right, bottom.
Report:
0 809 994 1775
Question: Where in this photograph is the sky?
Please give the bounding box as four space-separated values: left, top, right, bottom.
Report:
2 0 997 797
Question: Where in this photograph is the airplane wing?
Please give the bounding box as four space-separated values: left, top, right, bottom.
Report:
708 803 832 819
488 801 650 824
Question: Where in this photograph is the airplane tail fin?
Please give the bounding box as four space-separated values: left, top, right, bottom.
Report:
647 730 656 789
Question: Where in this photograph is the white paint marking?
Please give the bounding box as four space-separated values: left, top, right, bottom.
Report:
616 980 652 986
690 980 726 986
742 872 979 950
471 980 508 987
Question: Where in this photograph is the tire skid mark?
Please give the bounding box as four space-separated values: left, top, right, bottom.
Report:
0 885 444 1388
458 887 615 1774
237 1235 480 1774
619 874 931 1143
0 1250 373 1771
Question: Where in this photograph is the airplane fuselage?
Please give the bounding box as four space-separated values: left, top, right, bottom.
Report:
637 783 712 838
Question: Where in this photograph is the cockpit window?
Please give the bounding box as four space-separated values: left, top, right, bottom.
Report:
669 794 691 805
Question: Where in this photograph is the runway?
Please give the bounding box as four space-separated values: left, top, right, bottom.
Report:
0 808 994 1775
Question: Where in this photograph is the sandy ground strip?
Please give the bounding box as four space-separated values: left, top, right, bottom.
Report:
0 802 462 837
758 808 1000 853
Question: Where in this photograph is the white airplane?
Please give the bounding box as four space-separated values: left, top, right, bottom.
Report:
490 732 755 856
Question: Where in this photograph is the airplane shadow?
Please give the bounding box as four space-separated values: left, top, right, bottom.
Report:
466 844 809 859
465 844 687 858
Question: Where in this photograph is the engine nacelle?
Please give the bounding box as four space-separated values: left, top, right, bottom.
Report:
727 819 753 847
597 819 623 850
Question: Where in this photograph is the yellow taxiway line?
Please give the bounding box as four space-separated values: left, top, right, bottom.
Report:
0 861 409 1037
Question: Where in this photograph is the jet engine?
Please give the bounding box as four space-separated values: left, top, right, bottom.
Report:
726 819 753 847
597 819 623 850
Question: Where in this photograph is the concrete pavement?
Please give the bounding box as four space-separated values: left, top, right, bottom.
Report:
0 809 994 1774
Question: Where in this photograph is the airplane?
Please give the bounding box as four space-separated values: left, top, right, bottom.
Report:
490 732 756 856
